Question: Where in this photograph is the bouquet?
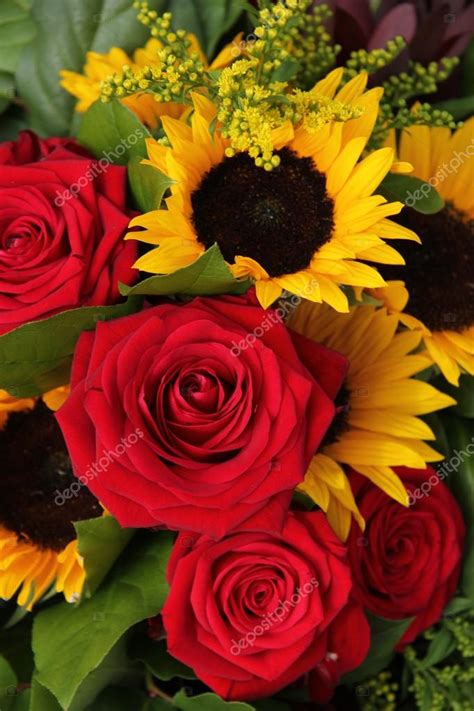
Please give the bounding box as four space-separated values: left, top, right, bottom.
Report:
0 1 473 709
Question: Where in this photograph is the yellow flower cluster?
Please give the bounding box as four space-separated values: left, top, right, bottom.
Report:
217 59 361 166
100 1 361 167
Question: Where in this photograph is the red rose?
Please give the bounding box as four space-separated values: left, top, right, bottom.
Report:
56 294 347 537
162 511 370 700
347 466 465 647
0 130 137 333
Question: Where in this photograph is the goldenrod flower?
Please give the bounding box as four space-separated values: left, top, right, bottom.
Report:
60 35 237 128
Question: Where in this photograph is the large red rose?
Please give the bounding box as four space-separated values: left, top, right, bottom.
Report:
56 294 347 537
0 130 137 333
347 466 465 648
162 511 370 700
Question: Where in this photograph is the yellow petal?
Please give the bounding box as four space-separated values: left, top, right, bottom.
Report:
352 465 409 506
255 280 283 309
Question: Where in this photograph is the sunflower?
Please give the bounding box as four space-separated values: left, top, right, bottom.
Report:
0 395 101 609
128 68 419 311
60 35 239 128
288 300 456 540
0 389 34 429
371 119 474 385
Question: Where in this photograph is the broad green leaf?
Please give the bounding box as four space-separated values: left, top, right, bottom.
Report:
67 638 138 711
86 687 152 711
434 374 474 419
144 700 173 711
28 678 61 711
78 101 151 165
129 634 196 681
443 416 474 604
128 156 172 212
169 0 243 57
0 618 33 683
418 627 456 670
0 656 17 710
120 244 251 298
173 690 255 711
434 96 474 121
422 413 450 459
0 297 141 398
443 596 473 616
0 0 35 115
15 0 242 136
33 532 174 710
342 613 413 684
378 173 444 215
74 516 135 598
11 689 31 711
0 1 35 74
0 107 29 140
15 0 163 136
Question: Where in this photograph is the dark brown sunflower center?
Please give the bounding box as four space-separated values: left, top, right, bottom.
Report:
191 148 335 277
0 401 101 551
381 205 474 333
321 383 351 448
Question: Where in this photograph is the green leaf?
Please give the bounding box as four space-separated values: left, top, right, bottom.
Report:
434 96 474 121
85 686 151 711
0 298 141 398
435 375 474 419
33 532 174 710
169 0 243 57
0 0 35 115
120 244 251 298
129 634 196 681
74 516 135 598
419 627 456 670
15 0 165 136
443 596 473 616
0 1 35 74
78 100 151 165
270 58 300 83
378 173 444 215
0 618 33 683
420 681 433 711
67 637 139 711
342 613 413 685
128 156 172 212
173 690 255 711
0 656 17 710
11 689 31 711
442 416 474 604
0 106 29 140
29 678 62 711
